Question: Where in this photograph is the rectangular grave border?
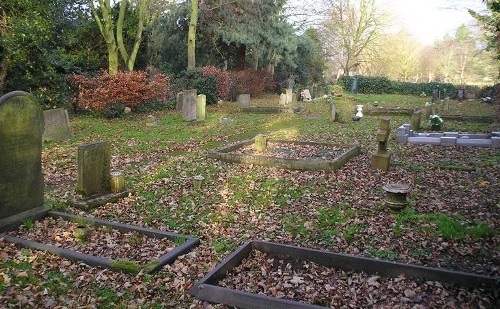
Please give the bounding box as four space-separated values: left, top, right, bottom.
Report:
240 106 290 114
364 107 418 116
189 240 498 309
0 209 200 274
208 139 361 171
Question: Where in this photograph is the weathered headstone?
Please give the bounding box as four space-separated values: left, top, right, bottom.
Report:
301 89 312 101
197 94 206 121
146 115 157 127
371 117 391 171
286 88 293 104
254 134 267 152
77 141 111 197
183 89 197 121
329 103 336 122
42 108 73 141
0 91 45 220
238 94 250 108
279 94 287 106
176 92 184 111
410 110 421 131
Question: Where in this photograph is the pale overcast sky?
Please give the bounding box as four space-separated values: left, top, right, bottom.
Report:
379 0 487 45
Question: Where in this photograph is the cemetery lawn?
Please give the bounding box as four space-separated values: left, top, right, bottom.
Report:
1 95 499 308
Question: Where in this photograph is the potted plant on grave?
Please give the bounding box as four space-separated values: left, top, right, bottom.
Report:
428 114 443 131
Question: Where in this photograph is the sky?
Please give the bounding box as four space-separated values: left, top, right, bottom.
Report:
379 0 488 45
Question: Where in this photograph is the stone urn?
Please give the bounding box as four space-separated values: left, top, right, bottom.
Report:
383 183 410 213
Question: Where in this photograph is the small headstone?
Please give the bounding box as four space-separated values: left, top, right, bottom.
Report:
286 88 293 105
146 115 157 127
0 91 45 220
279 94 287 106
329 103 336 122
176 92 184 111
196 94 206 121
77 141 111 197
254 134 267 152
124 107 132 114
183 89 197 121
238 94 250 108
371 117 391 171
42 108 73 141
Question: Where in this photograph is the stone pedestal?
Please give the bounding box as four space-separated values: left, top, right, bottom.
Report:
371 152 391 171
383 183 410 213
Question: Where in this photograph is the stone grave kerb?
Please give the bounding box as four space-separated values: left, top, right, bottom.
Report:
0 91 46 221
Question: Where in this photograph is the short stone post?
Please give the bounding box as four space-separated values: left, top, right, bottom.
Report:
371 117 391 171
196 94 206 121
254 134 267 152
383 183 410 213
286 88 293 105
238 94 250 109
176 91 184 111
183 89 197 121
77 141 111 197
410 109 421 131
329 103 336 122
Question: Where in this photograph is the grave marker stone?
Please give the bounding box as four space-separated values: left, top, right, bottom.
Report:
0 91 45 220
286 88 293 104
410 110 421 131
301 89 312 101
238 94 250 108
77 141 111 197
183 89 197 121
279 94 287 106
371 117 391 171
254 134 267 152
329 103 336 122
42 108 73 141
197 94 206 121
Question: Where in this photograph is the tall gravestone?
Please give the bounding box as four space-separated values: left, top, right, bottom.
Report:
0 91 45 220
286 88 293 104
183 89 197 121
42 108 73 141
196 94 206 121
77 141 111 197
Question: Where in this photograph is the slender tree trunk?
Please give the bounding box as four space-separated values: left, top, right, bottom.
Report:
188 0 198 70
117 0 146 71
236 45 246 71
91 0 119 75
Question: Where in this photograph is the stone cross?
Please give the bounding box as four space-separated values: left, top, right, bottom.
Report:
371 117 391 171
0 91 45 220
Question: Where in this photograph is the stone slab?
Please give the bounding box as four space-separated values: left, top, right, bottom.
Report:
408 137 441 145
440 136 457 146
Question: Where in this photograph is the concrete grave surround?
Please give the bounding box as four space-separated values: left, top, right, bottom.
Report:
0 91 45 220
190 240 497 309
397 124 500 148
42 108 73 141
209 138 360 171
183 89 197 121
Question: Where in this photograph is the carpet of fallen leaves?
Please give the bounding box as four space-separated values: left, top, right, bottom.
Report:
232 142 347 161
1 99 499 308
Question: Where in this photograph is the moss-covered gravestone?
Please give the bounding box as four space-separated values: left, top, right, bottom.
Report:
77 141 111 197
0 91 45 220
71 141 129 209
196 94 206 121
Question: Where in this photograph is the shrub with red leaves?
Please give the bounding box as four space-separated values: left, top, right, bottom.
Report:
200 66 231 100
231 70 275 97
68 71 170 112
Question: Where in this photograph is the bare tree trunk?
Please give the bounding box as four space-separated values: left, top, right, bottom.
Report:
236 45 246 71
188 0 198 70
